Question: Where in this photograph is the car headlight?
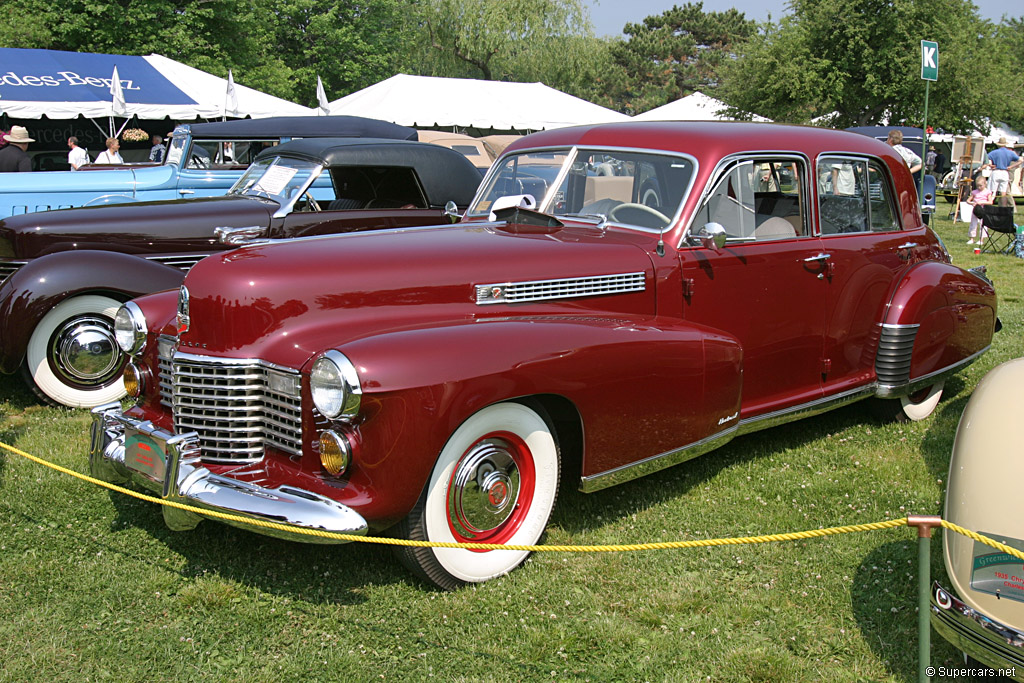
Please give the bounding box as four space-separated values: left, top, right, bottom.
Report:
113 302 147 356
310 350 361 419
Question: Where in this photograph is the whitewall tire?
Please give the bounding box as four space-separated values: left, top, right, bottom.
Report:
23 294 127 408
396 402 560 590
899 382 944 422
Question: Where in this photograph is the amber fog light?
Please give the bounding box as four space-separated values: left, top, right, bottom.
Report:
319 430 351 476
123 362 144 398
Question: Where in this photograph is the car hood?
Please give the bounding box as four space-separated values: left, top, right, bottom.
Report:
0 196 275 259
175 222 657 369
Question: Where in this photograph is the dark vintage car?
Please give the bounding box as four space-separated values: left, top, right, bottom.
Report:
0 137 481 408
0 115 419 217
90 121 999 589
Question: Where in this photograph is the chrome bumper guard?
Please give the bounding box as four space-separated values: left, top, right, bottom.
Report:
931 582 1024 680
88 402 368 544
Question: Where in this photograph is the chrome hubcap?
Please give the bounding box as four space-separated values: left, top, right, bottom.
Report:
448 439 522 539
51 315 121 384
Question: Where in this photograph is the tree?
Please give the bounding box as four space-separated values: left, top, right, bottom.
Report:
717 0 1019 133
602 3 756 115
411 0 609 100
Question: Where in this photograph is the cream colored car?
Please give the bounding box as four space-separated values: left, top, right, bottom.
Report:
933 358 1024 678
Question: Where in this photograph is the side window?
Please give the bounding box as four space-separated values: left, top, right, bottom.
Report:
818 157 899 234
693 158 805 241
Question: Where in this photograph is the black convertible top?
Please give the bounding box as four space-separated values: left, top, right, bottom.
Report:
258 138 483 207
181 116 417 141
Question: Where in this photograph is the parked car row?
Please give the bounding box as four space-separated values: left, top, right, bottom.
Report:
66 121 997 590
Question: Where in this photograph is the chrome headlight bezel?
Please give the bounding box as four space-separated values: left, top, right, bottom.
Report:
310 350 361 420
113 301 147 356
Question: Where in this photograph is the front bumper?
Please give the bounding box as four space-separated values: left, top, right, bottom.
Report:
89 402 368 544
931 582 1024 680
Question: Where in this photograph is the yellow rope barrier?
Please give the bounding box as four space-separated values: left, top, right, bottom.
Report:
0 439 1017 558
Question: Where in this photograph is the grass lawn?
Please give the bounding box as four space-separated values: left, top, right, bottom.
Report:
0 210 1019 682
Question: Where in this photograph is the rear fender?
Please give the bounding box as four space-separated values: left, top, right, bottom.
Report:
876 261 996 396
0 251 186 374
319 316 742 521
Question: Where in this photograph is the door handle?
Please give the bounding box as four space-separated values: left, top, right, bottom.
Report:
897 242 917 250
802 253 831 263
178 189 195 195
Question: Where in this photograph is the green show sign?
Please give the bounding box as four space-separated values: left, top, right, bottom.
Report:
921 40 938 81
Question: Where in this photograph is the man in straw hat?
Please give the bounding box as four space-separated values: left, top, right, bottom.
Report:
987 136 1021 199
0 126 34 173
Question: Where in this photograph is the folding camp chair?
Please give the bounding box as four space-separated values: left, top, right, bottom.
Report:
973 204 1018 254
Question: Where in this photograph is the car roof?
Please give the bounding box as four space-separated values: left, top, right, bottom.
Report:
257 137 483 206
182 116 417 141
504 121 898 162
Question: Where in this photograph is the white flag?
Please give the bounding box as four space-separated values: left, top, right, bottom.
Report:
109 66 126 116
317 75 330 115
225 69 239 115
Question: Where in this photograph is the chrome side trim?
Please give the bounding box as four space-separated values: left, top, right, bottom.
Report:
736 385 875 435
579 426 738 493
476 272 645 305
580 386 875 492
931 582 1024 677
875 345 990 398
88 403 367 544
144 254 208 272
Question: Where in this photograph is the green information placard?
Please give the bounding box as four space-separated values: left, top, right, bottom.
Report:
921 40 938 81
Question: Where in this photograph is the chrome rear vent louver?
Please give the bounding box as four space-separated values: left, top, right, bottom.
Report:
875 323 919 386
476 272 645 305
157 346 302 463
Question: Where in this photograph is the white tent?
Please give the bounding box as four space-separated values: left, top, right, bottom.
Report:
632 92 771 122
328 74 629 131
930 122 1020 146
0 48 313 120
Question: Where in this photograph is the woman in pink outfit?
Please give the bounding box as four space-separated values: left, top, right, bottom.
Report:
967 176 995 244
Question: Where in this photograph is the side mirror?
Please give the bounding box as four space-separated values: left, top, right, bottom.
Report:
444 200 461 224
215 225 269 245
699 222 728 251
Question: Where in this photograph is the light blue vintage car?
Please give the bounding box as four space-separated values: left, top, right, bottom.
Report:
0 116 417 216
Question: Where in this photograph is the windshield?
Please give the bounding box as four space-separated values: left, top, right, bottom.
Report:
469 147 694 231
228 157 323 205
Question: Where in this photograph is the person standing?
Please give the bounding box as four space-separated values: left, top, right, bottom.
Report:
987 137 1021 199
926 145 937 174
886 130 922 175
67 136 89 170
149 135 166 163
933 149 947 181
0 126 34 172
94 138 124 164
966 175 995 245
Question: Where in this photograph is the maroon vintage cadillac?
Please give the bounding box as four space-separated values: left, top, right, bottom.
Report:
90 121 998 589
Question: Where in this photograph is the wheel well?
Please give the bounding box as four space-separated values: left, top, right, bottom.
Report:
517 394 583 490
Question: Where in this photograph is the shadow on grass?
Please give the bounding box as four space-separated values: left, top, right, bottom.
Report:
104 489 409 603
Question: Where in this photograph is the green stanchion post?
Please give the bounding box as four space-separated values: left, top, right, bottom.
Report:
908 516 942 683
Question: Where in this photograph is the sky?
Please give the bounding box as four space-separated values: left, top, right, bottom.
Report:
583 0 1017 37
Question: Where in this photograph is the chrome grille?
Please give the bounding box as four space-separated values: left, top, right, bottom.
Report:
158 347 302 463
0 260 27 285
875 323 919 386
476 272 645 305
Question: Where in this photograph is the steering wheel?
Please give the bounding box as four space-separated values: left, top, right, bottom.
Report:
609 202 670 228
301 192 322 212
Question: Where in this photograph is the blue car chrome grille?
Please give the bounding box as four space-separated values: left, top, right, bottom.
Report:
158 347 303 462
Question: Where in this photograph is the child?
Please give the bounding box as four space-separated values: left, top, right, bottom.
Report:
967 176 995 244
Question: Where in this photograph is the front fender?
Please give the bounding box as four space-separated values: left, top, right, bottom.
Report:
943 358 1024 625
319 315 742 523
877 261 996 392
0 251 186 374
